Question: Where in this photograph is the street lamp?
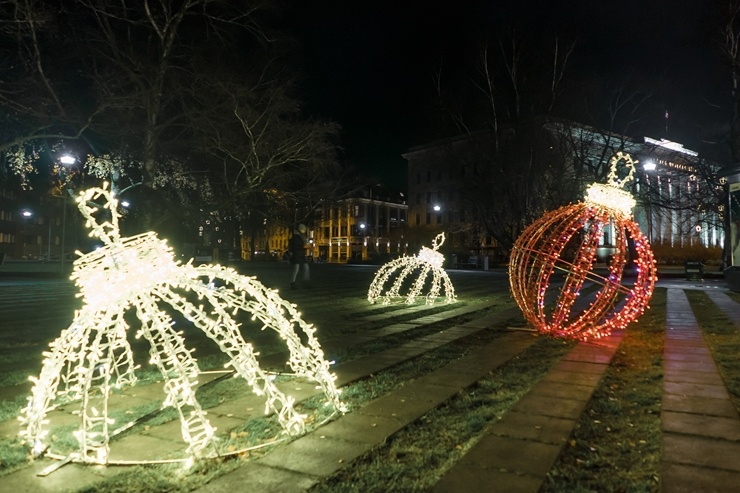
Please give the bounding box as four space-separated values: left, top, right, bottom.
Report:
59 154 77 274
641 162 656 243
59 154 76 165
20 210 33 259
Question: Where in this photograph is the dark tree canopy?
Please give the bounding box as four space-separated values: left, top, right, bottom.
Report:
0 0 347 242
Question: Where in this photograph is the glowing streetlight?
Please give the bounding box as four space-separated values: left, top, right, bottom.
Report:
59 154 77 273
643 160 656 172
59 154 76 165
433 204 441 212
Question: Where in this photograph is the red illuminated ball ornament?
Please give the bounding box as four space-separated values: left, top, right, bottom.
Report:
509 152 656 340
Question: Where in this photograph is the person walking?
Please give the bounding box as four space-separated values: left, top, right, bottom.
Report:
289 223 310 289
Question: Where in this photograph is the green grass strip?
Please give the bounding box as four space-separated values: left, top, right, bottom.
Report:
543 288 666 493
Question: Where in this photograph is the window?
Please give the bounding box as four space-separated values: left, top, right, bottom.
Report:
436 213 442 224
416 193 421 204
426 213 431 224
426 192 431 204
415 213 420 225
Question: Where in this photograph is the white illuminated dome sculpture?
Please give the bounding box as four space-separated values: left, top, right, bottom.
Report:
19 185 344 465
368 232 456 305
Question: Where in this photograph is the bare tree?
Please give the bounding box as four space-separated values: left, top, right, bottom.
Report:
0 0 352 245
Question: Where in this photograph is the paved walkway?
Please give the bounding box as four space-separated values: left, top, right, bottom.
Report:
660 288 740 492
2 274 740 491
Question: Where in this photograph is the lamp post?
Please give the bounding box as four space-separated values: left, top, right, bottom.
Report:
21 210 32 259
642 161 656 244
59 154 76 274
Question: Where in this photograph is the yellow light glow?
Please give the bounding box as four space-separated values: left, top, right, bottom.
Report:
19 185 344 464
584 151 637 216
368 233 456 305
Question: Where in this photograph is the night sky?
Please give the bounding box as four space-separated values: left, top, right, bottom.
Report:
284 1 726 189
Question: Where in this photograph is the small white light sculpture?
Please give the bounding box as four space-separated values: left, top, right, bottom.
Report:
19 185 344 464
368 232 456 305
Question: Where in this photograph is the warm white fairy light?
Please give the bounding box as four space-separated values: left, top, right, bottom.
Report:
585 151 637 217
368 232 456 305
19 184 344 464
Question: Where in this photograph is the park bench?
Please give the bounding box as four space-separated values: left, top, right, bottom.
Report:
455 255 479 269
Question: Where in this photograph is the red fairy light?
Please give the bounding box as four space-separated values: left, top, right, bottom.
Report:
509 152 656 340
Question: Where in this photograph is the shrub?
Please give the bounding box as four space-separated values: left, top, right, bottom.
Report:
650 240 722 265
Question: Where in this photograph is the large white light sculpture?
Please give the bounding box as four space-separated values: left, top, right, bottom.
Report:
19 185 344 464
368 233 456 305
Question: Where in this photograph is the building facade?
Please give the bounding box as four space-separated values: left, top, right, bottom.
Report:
0 186 67 261
236 190 408 264
404 125 723 265
312 191 408 263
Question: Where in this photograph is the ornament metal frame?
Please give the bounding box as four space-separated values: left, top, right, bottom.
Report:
19 185 345 466
368 232 456 305
509 152 657 340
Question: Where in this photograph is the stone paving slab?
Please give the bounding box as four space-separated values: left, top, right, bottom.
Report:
317 412 405 446
196 462 320 493
664 350 716 362
662 410 740 441
489 410 576 445
661 393 739 418
509 393 589 421
431 463 543 493
356 382 460 422
661 463 740 493
663 434 740 472
539 367 603 386
664 360 720 373
0 457 116 493
257 434 370 477
664 368 726 385
664 381 732 400
456 434 563 477
531 380 595 401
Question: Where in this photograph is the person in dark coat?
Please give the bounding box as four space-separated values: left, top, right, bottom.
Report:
289 224 310 289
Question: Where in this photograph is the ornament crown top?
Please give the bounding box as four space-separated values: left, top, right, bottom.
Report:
584 152 637 217
604 152 637 190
